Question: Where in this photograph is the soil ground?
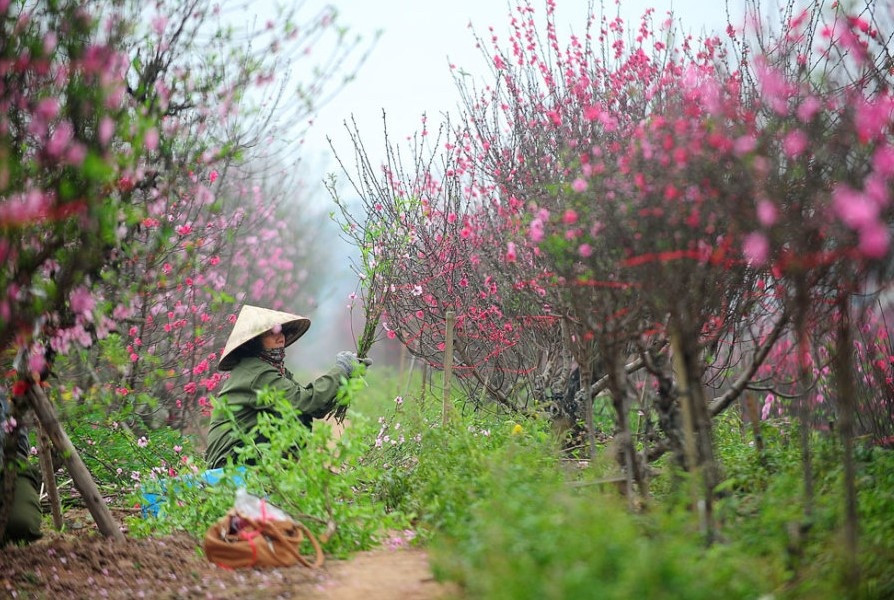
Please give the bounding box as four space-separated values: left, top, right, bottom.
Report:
1 509 461 599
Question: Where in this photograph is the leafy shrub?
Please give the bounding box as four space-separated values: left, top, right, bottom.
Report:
425 427 770 599
128 381 407 557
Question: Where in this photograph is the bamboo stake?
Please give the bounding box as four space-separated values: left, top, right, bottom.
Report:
36 420 63 530
27 384 124 541
442 311 455 428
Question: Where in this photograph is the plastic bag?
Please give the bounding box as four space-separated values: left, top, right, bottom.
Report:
233 488 291 522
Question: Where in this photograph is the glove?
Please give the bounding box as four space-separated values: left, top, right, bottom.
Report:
335 351 373 378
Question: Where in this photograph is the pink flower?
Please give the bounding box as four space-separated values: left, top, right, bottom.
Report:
743 232 769 266
578 244 593 258
733 135 757 156
2 417 17 434
209 170 219 183
98 117 115 146
757 200 778 226
176 224 192 236
184 382 197 394
387 330 397 340
563 209 578 225
783 130 808 157
151 15 167 35
137 436 148 448
505 242 517 262
529 218 544 242
69 286 95 316
28 350 46 375
873 145 894 176
796 96 821 123
761 393 775 420
859 221 889 259
571 178 588 193
144 128 159 151
583 105 602 121
833 185 878 229
35 98 60 121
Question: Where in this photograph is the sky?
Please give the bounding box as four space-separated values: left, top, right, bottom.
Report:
246 0 749 367
300 0 741 177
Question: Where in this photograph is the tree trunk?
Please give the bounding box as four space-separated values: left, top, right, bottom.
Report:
670 324 714 543
794 281 815 522
27 384 125 541
834 294 860 591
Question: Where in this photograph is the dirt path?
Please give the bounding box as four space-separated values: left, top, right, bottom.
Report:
313 547 459 600
1 511 460 599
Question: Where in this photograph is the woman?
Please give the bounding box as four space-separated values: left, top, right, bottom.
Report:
204 305 370 469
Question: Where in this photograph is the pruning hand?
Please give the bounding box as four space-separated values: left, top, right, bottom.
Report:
335 351 373 378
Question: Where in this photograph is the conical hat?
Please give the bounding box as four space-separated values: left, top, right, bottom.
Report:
218 305 310 371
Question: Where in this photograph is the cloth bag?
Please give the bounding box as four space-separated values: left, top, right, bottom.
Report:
204 509 324 569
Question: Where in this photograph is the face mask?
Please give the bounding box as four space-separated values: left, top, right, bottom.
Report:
258 347 286 373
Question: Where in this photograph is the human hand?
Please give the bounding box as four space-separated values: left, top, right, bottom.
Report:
335 351 373 377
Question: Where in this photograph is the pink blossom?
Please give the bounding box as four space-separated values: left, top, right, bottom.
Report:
69 286 95 316
743 232 769 266
137 436 148 448
761 393 775 420
28 349 46 375
529 218 544 242
46 121 73 159
578 243 593 258
176 224 192 235
733 135 757 155
833 185 878 229
563 210 578 225
387 330 397 340
505 242 517 262
209 170 219 184
796 96 821 123
583 105 602 121
144 128 159 151
98 116 115 146
757 200 778 226
151 15 167 35
571 178 588 193
782 129 808 157
872 145 894 176
35 98 60 121
858 221 889 259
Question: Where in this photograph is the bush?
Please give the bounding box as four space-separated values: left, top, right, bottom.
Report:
128 380 408 557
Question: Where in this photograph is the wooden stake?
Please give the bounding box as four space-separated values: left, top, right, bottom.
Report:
36 420 63 530
442 311 455 428
27 384 124 541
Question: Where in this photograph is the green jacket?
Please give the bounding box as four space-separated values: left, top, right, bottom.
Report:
204 356 344 469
